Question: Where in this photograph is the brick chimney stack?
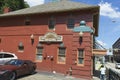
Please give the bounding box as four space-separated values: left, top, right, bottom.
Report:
3 7 11 13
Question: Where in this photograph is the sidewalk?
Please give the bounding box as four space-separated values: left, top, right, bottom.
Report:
93 76 100 80
18 71 88 80
17 70 101 80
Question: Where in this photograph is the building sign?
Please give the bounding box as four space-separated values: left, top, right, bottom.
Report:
39 32 63 42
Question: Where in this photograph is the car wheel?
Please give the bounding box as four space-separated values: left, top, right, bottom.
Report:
9 72 16 80
30 67 35 74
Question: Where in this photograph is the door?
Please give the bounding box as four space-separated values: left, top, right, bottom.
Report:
43 44 57 72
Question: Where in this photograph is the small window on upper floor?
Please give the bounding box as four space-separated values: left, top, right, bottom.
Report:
48 17 55 30
25 17 31 25
67 18 75 29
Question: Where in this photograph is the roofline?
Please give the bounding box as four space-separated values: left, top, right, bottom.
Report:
113 37 120 48
0 6 99 18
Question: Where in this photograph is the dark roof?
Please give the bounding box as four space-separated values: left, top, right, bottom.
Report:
0 0 99 17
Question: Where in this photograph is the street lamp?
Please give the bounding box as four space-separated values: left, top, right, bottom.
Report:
79 31 83 44
30 34 34 45
79 31 83 37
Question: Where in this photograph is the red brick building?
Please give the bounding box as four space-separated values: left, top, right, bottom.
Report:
0 1 100 79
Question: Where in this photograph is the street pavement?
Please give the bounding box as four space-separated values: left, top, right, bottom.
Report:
17 71 99 80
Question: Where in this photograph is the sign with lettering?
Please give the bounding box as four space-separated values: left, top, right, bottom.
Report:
39 32 63 42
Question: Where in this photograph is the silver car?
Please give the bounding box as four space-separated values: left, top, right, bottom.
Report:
0 52 18 65
115 63 120 69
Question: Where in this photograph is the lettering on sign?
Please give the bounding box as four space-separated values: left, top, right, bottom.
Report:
39 32 63 42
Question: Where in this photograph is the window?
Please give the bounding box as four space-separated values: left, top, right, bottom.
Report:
18 42 24 52
3 54 14 58
36 47 43 61
25 17 31 25
48 17 55 30
0 54 3 58
78 49 84 65
58 47 66 63
67 18 75 29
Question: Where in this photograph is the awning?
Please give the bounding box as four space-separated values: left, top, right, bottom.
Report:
93 49 107 56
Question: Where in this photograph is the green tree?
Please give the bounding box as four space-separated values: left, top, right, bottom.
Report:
0 0 29 14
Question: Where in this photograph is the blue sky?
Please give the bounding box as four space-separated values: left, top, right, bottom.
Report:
24 0 120 54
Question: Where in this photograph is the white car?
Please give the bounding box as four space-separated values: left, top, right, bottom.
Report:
0 52 18 65
115 63 120 69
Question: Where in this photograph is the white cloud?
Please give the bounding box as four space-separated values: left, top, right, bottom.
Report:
97 40 107 47
98 2 120 18
25 0 44 7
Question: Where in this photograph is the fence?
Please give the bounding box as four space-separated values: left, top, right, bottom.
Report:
107 68 120 80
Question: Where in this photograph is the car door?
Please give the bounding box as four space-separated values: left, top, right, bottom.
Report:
16 62 29 76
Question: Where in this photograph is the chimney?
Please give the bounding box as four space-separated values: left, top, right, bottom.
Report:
3 7 11 13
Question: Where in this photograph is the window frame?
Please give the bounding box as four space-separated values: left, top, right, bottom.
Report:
67 17 75 29
77 49 84 66
36 47 43 62
57 47 66 64
24 17 31 25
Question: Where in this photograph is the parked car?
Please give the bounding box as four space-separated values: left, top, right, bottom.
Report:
115 63 120 69
0 59 36 80
0 52 18 65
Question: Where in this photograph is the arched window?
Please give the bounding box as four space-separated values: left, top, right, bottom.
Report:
18 42 24 52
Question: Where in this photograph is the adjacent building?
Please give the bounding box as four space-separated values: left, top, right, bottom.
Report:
113 38 120 62
0 0 106 79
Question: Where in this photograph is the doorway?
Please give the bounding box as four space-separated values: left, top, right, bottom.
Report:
43 44 57 72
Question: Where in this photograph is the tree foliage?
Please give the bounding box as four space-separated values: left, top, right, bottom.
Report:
0 0 29 14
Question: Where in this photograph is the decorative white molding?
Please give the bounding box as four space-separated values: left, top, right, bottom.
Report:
39 32 63 42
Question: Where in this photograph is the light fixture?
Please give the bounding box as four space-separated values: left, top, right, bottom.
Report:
79 31 83 44
30 34 34 45
79 31 83 37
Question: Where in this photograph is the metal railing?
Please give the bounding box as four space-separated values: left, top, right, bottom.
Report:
107 69 120 80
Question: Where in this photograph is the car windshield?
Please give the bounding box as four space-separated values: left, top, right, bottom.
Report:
5 59 24 66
